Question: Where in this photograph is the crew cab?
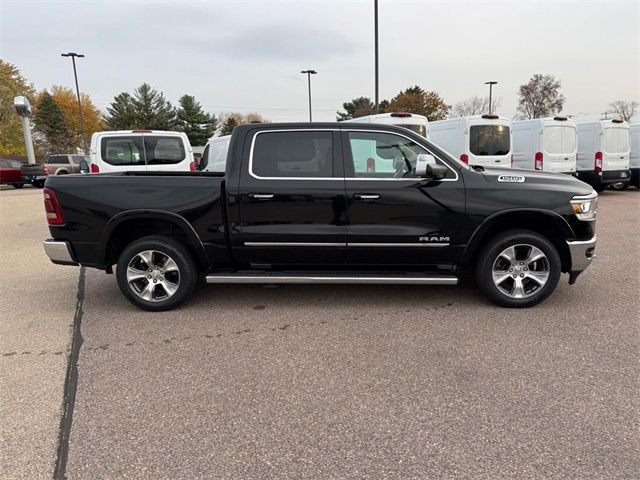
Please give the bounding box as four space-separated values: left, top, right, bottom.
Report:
43 123 598 311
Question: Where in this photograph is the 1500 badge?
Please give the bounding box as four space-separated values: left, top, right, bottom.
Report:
498 175 526 183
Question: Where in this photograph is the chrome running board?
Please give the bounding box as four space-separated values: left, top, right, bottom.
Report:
205 273 458 285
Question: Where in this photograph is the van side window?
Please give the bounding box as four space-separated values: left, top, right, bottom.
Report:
101 137 145 166
145 136 186 165
347 131 425 178
252 131 333 178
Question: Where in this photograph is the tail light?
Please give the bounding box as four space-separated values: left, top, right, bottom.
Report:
534 152 544 170
43 187 64 225
594 151 603 173
189 161 197 172
90 164 100 173
366 158 376 172
44 164 49 175
460 154 469 164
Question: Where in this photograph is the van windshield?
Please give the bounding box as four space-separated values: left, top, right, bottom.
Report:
394 124 427 137
469 125 510 156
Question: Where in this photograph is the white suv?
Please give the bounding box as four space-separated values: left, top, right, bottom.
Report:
89 130 194 173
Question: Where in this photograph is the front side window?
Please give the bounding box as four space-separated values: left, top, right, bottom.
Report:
348 131 425 178
145 136 186 165
252 131 333 178
469 125 510 156
101 137 145 166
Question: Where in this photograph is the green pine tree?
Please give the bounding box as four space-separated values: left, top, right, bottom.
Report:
175 95 217 145
33 91 71 154
130 83 176 130
219 116 239 136
104 92 137 130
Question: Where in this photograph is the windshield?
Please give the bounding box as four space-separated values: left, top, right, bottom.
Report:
394 124 427 137
469 125 510 156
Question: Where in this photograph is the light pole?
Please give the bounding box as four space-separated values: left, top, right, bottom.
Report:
301 70 317 122
485 81 498 114
61 52 88 152
374 0 379 114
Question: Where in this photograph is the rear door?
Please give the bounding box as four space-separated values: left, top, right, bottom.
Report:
543 125 576 173
142 134 190 171
602 127 631 172
236 129 347 266
467 121 511 167
342 129 466 270
99 135 146 172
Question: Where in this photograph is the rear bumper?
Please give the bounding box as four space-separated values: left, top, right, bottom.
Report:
43 240 78 266
566 235 596 284
578 170 630 186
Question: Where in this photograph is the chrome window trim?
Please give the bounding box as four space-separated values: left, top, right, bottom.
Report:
248 129 341 181
247 128 460 182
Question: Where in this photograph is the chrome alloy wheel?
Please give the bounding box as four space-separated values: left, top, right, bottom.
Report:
126 250 180 302
492 244 550 299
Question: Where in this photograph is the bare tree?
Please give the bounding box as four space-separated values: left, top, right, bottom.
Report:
608 100 638 122
516 74 565 119
450 95 502 118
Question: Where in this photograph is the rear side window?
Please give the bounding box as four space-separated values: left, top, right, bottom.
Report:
469 125 510 156
47 155 69 164
252 131 333 178
145 136 185 165
101 137 145 166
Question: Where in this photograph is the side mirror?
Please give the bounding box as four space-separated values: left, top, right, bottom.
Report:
79 160 89 174
416 154 447 180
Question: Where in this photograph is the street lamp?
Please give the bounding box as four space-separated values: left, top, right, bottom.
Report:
374 0 379 114
485 81 498 114
61 52 88 152
301 70 317 122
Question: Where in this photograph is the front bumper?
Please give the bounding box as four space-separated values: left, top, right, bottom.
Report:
43 240 78 266
566 235 597 284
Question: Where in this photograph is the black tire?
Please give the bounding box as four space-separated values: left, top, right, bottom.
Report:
116 235 198 311
34 180 45 188
57 171 68 175
593 184 606 193
12 183 24 189
475 230 561 308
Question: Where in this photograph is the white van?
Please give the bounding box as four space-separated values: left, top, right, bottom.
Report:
428 115 512 168
512 116 577 174
89 130 194 173
576 120 630 191
343 112 429 138
200 135 231 172
628 123 640 189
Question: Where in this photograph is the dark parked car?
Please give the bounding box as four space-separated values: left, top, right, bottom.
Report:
43 123 597 311
21 163 46 188
0 160 25 188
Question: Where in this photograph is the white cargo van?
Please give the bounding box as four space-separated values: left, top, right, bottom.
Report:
629 123 640 189
576 120 630 191
343 112 429 138
512 116 577 174
200 135 231 172
428 115 512 168
89 130 194 173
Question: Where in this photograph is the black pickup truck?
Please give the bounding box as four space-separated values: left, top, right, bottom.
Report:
43 123 597 310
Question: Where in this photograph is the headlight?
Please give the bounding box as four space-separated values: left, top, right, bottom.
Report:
570 191 598 221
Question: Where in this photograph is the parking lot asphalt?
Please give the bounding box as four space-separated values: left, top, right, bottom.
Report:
2 187 639 479
0 187 80 479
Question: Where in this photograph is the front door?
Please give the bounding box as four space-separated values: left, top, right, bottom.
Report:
342 129 466 271
236 129 347 266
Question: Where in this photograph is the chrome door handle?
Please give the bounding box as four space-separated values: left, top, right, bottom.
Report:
249 193 274 200
354 193 380 200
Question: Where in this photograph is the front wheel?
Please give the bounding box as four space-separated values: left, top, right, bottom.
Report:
475 230 561 308
116 235 198 311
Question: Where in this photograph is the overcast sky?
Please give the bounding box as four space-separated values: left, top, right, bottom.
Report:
1 0 639 123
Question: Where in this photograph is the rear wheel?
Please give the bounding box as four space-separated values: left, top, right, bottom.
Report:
593 184 606 193
475 230 561 308
12 183 24 189
116 235 197 311
34 180 45 188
